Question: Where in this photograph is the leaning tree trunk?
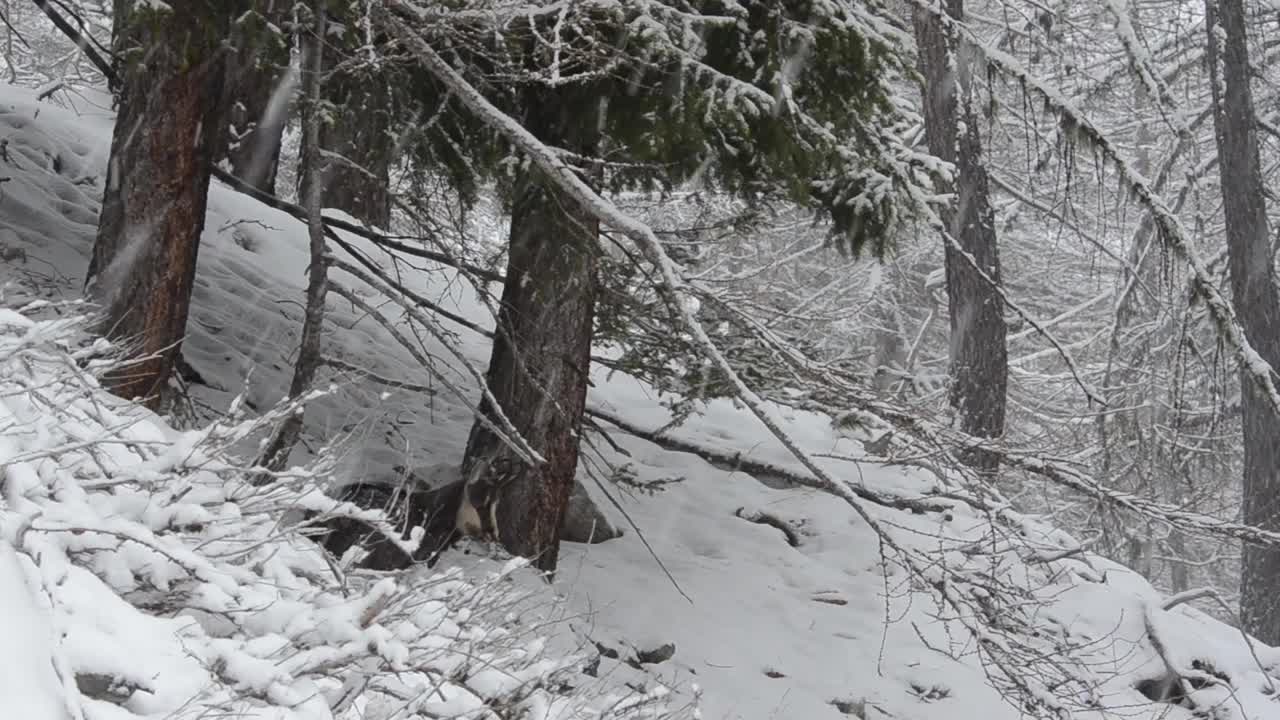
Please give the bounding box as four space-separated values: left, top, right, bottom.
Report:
298 44 394 228
224 4 290 194
459 92 600 574
87 0 243 410
912 0 1008 476
1205 0 1280 644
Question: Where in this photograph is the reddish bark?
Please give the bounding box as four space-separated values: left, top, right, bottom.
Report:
88 2 244 409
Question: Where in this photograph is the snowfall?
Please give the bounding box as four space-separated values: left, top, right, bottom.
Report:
0 83 1277 720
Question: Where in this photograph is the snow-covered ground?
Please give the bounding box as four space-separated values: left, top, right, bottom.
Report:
1 84 1277 719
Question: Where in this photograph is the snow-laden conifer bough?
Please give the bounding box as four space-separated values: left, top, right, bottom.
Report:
0 304 681 720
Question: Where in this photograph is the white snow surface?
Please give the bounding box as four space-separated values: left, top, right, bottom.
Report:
0 539 70 720
1 84 1278 719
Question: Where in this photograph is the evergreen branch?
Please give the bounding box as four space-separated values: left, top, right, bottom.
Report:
27 4 504 285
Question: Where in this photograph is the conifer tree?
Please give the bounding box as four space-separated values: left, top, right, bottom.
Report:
299 39 397 228
379 0 934 572
87 0 248 409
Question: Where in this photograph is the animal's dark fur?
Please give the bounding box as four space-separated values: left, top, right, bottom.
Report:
306 468 466 571
305 454 621 570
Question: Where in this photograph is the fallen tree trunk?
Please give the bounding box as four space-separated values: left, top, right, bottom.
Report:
585 406 954 515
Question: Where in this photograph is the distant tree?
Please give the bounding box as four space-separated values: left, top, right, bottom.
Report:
912 0 1008 475
1204 0 1280 643
86 0 247 410
224 3 291 194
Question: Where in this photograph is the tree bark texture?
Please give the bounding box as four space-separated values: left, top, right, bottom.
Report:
88 1 245 410
912 0 1009 476
1205 0 1280 644
459 91 600 575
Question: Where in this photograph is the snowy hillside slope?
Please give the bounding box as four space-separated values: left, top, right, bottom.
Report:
1 84 1278 719
0 308 673 720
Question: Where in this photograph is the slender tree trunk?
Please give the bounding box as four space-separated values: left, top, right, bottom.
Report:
913 0 1008 475
298 46 394 228
1166 527 1190 594
1205 0 1280 644
257 1 328 475
224 4 290 194
4 0 15 84
86 0 244 410
458 92 600 574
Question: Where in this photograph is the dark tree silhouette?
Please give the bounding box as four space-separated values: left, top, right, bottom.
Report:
1205 0 1280 643
913 0 1008 476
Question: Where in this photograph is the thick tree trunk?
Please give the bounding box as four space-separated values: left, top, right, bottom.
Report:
257 2 328 475
1205 0 1280 644
87 1 243 410
912 0 1008 475
298 48 394 228
224 5 290 194
458 93 600 575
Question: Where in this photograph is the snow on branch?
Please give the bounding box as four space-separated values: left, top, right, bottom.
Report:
0 303 681 720
904 0 1280 426
1102 0 1191 137
586 404 954 515
676 289 1280 554
377 8 1125 715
